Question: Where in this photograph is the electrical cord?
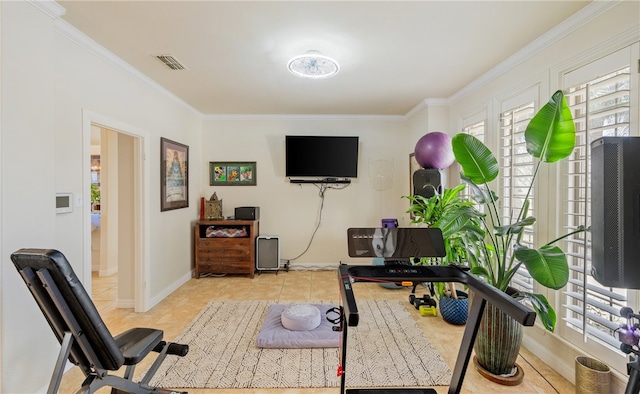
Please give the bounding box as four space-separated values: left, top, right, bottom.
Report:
287 183 326 261
287 264 338 271
285 181 350 262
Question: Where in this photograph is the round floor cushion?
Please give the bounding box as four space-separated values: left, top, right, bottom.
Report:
281 304 321 331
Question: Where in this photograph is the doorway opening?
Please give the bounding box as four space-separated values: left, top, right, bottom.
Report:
83 110 149 312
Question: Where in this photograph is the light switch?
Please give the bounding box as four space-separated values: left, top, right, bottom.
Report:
75 193 83 207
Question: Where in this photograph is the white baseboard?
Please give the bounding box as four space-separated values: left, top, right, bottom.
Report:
148 270 192 309
523 328 628 393
286 261 378 271
99 266 118 277
116 298 134 308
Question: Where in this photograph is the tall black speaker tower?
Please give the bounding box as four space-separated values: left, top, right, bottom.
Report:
591 136 640 289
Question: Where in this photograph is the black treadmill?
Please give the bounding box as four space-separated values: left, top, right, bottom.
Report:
336 227 536 394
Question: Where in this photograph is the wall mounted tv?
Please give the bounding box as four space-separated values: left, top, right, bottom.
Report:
285 135 359 179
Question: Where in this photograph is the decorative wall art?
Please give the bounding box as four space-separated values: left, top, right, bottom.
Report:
209 162 256 186
161 137 189 211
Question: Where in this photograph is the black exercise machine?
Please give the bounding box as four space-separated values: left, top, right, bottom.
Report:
11 248 189 394
335 228 537 394
618 307 640 394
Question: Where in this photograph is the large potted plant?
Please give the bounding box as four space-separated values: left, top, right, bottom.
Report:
436 90 587 381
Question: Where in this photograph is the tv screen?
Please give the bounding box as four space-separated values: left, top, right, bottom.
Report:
285 136 359 178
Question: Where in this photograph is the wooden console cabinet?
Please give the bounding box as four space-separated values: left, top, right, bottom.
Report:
194 220 259 278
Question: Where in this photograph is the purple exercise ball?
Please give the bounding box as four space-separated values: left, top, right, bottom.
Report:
414 132 455 169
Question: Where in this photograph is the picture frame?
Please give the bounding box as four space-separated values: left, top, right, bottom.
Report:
210 161 257 186
160 137 189 211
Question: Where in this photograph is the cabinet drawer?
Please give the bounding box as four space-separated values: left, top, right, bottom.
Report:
198 247 249 262
198 261 252 274
198 237 251 247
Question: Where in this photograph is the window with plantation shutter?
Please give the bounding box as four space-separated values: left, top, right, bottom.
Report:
462 119 485 141
499 102 536 293
560 45 637 365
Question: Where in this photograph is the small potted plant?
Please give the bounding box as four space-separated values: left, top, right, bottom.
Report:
91 184 101 211
404 184 478 324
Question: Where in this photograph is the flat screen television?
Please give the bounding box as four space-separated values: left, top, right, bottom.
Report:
285 135 359 178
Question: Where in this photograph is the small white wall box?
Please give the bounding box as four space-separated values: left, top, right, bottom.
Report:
256 236 280 271
56 193 73 214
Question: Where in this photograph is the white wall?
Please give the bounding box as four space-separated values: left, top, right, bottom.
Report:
1 2 203 392
1 2 59 391
201 117 413 265
406 103 453 187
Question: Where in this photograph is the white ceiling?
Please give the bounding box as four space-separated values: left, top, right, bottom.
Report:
58 1 591 116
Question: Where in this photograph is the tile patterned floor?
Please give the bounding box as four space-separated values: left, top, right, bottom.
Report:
58 270 575 393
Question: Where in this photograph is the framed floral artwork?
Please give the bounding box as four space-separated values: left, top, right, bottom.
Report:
209 162 256 186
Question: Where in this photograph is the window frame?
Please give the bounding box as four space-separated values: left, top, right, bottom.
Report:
556 44 640 372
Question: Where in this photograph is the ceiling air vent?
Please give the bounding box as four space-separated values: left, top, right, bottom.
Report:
156 54 187 70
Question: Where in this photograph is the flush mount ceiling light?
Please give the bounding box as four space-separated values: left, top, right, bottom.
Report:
287 51 340 79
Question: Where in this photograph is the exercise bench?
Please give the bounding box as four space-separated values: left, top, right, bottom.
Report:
11 248 189 394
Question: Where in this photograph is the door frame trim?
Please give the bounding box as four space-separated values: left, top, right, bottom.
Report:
82 110 150 312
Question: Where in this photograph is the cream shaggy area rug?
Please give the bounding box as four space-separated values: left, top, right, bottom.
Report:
148 299 452 389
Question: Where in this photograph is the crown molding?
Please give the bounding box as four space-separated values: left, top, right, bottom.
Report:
28 0 66 20
405 100 429 119
405 98 450 120
52 17 202 118
449 0 620 104
202 113 407 122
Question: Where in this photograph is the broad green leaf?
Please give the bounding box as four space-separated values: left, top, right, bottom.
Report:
438 206 484 238
452 134 499 185
440 184 467 206
494 217 536 236
525 90 576 163
460 174 497 204
470 266 490 280
520 292 556 332
515 245 569 289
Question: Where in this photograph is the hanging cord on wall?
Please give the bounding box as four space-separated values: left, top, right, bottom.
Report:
285 182 350 264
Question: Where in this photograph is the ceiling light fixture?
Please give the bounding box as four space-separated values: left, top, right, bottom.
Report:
287 51 339 79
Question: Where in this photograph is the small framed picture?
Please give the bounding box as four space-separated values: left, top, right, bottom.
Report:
161 137 189 211
209 162 256 186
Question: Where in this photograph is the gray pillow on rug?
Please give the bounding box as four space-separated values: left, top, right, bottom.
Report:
281 304 321 331
256 304 340 348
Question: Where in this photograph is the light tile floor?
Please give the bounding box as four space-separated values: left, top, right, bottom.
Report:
59 270 575 393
